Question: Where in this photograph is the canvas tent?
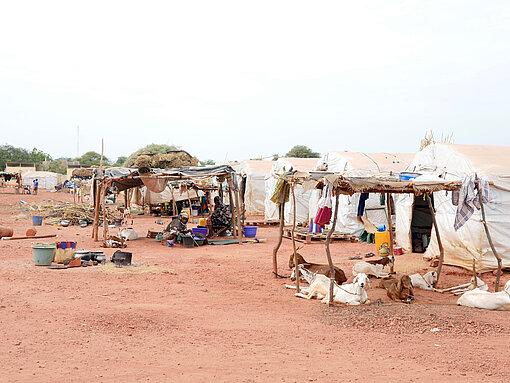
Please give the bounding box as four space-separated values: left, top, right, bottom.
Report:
237 160 274 215
395 143 510 272
265 158 318 225
22 171 60 190
309 152 413 235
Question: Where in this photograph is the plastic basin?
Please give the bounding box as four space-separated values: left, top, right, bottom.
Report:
192 227 208 236
32 244 56 266
243 226 258 238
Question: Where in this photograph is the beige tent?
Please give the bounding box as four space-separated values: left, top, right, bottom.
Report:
237 160 274 215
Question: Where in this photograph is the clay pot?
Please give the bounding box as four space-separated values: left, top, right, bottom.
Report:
0 227 14 238
26 228 37 237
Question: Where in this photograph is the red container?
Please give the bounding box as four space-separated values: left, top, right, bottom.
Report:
394 246 404 255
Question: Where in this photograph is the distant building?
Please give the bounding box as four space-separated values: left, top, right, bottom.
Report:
5 162 36 175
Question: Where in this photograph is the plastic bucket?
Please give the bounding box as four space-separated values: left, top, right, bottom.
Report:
32 216 43 226
192 227 208 236
32 244 56 266
182 235 194 248
199 218 207 226
243 226 258 238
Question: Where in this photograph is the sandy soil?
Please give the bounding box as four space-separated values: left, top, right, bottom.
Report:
0 190 509 382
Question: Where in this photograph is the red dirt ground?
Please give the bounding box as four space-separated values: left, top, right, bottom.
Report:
1 190 509 382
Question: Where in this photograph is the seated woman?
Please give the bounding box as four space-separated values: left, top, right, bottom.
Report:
208 196 232 235
162 211 190 243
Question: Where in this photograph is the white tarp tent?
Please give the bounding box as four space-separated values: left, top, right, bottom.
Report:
394 143 510 272
309 152 413 236
237 160 274 215
22 171 60 190
132 186 205 206
264 158 318 225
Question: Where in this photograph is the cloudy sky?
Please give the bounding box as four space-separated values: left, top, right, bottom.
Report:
1 1 509 163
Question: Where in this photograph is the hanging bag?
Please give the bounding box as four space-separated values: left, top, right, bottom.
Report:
315 182 333 225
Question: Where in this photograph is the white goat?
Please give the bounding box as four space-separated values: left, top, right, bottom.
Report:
295 273 370 305
409 271 438 291
289 265 316 285
352 262 389 278
457 280 510 311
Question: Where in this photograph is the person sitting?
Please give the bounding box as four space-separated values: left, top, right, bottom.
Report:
208 196 232 236
162 211 190 244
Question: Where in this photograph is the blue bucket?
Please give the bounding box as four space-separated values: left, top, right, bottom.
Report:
243 226 257 238
32 216 43 226
192 227 208 236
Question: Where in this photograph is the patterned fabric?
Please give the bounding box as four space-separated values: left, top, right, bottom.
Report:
270 175 290 205
454 176 490 231
211 202 232 227
164 217 189 236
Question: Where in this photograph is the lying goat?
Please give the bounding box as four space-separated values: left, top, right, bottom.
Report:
379 274 414 303
295 273 370 305
457 280 510 311
409 271 438 291
352 261 390 278
436 276 488 295
365 255 394 268
289 253 347 285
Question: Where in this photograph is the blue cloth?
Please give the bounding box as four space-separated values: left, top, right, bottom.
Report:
357 193 369 216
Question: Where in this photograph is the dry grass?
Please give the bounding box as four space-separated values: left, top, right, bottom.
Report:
420 130 454 150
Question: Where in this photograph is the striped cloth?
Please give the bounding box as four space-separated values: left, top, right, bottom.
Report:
270 174 290 205
453 176 490 231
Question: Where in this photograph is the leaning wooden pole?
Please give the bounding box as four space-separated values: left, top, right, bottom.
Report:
476 181 502 291
426 193 444 284
92 182 102 241
226 177 237 239
291 183 300 293
325 190 340 305
234 187 243 245
272 183 287 277
386 193 395 274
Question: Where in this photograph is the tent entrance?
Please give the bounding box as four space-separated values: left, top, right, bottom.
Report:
410 195 434 253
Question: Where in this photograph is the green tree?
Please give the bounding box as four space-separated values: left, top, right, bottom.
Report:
0 144 51 170
285 145 320 158
272 154 279 161
48 159 68 174
113 156 128 167
200 159 215 165
125 144 177 167
78 151 110 166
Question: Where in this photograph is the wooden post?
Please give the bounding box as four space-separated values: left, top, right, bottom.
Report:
92 182 102 241
102 182 108 241
426 193 444 284
234 187 243 245
325 189 340 305
170 186 177 216
291 183 300 293
386 193 395 274
227 177 237 239
272 183 288 277
476 180 502 291
124 189 128 208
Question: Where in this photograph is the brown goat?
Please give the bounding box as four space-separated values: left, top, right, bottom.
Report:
288 253 347 285
379 274 414 303
366 255 394 268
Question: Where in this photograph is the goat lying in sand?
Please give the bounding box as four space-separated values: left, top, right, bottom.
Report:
289 253 347 285
365 255 394 268
294 273 370 305
409 271 438 291
457 280 510 310
352 261 390 278
379 275 414 303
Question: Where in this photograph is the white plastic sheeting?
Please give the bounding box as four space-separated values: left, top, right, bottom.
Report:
22 171 60 189
309 152 413 235
264 158 317 225
395 143 510 272
237 160 274 215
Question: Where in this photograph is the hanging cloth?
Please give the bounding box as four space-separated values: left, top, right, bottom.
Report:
454 176 490 231
357 193 369 217
315 181 333 225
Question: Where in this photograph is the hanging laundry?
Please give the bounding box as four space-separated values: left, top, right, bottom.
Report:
357 193 369 217
454 176 490 231
315 181 333 225
270 173 290 205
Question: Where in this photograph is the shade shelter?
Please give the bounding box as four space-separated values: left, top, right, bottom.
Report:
91 165 244 244
395 143 510 273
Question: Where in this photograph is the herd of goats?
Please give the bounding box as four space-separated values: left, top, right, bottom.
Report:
285 253 510 311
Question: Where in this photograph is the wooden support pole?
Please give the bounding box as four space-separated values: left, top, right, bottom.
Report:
227 177 237 239
291 184 300 293
426 193 444 284
234 187 243 245
102 182 108 241
386 193 395 274
170 186 177 216
326 190 340 305
92 182 102 241
272 183 288 277
476 180 502 291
